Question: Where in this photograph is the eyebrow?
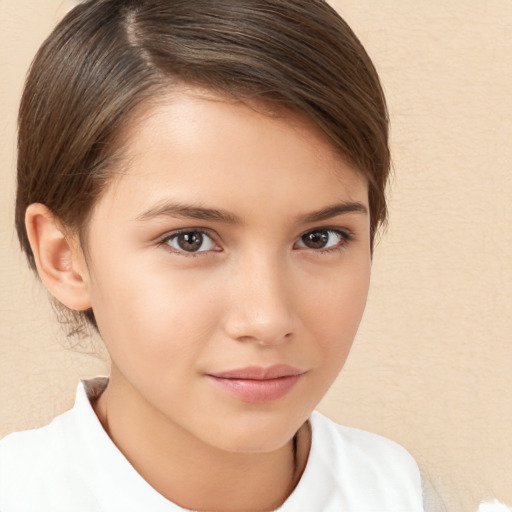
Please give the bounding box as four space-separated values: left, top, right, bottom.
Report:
136 202 241 224
299 201 368 223
135 200 367 224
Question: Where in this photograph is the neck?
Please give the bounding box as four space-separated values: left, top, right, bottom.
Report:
92 370 311 512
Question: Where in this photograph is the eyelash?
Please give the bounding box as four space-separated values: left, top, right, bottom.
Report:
157 227 354 258
158 229 220 259
299 228 354 254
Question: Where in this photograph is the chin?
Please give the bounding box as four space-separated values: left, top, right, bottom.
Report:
201 412 303 454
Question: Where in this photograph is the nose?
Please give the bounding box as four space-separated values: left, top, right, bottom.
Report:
223 256 296 346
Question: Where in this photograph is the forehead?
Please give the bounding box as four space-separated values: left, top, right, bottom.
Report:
91 88 368 224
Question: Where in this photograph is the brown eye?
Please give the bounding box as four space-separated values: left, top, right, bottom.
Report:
301 230 330 249
176 232 203 252
164 231 216 253
296 229 349 251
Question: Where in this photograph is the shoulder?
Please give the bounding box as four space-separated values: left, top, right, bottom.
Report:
306 411 424 510
0 411 71 477
0 400 100 511
314 410 419 465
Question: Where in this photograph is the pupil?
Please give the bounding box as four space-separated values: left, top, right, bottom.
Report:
304 231 329 249
178 232 203 252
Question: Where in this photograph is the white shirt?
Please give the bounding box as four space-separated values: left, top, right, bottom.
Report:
0 378 423 511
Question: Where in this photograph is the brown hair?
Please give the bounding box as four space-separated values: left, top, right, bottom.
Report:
16 0 390 335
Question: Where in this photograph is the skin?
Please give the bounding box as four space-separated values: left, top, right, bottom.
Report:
26 88 372 511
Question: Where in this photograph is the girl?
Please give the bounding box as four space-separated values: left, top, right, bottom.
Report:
1 0 425 510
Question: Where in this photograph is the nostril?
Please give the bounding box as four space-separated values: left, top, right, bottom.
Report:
256 331 293 346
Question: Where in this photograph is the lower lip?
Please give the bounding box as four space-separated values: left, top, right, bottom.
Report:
207 374 301 403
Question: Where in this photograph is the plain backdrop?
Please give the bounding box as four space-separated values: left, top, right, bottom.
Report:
1 1 511 510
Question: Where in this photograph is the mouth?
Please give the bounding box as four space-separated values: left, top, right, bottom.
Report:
206 365 305 403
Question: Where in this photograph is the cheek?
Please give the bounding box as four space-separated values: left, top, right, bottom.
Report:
304 259 371 362
88 256 224 364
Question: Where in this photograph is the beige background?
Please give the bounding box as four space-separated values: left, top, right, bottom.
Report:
1 1 511 510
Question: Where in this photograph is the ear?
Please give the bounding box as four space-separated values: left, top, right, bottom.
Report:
25 203 92 311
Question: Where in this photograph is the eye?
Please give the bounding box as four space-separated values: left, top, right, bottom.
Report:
162 230 218 254
295 228 351 251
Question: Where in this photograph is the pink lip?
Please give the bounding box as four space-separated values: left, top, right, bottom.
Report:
206 365 304 403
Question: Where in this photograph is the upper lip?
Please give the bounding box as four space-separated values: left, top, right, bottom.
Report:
209 365 304 380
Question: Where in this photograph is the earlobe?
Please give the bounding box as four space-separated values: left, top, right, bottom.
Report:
25 203 92 311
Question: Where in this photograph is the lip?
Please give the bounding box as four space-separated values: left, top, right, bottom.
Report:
206 365 305 403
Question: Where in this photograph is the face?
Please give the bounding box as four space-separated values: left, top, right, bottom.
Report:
80 89 371 453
